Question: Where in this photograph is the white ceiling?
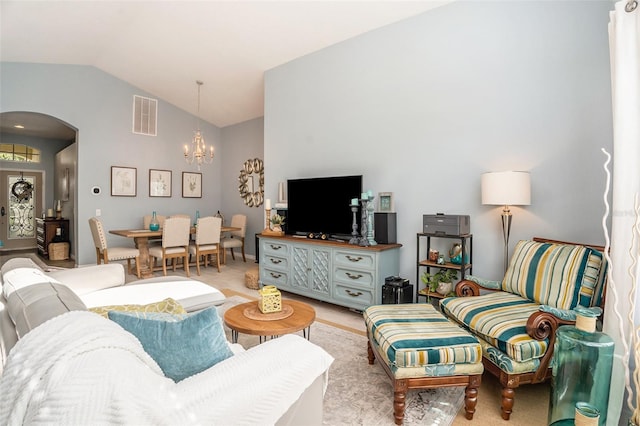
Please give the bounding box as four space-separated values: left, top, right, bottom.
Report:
1 0 451 131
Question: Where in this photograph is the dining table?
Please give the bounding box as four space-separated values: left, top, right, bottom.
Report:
110 226 240 278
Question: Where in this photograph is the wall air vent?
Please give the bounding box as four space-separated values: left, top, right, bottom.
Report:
132 95 157 136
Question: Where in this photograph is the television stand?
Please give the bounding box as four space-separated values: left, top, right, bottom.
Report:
258 234 402 311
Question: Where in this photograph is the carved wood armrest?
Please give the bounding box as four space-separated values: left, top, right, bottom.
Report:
455 279 503 297
455 279 481 296
526 311 575 382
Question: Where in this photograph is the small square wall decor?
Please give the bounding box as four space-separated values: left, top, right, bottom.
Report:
182 172 202 198
150 169 172 197
378 192 394 212
111 166 137 197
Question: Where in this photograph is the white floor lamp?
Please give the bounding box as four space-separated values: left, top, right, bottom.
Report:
481 171 531 273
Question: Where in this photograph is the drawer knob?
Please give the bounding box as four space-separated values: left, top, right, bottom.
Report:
346 272 363 280
270 259 282 264
270 245 282 250
270 272 281 279
346 255 362 262
345 289 363 297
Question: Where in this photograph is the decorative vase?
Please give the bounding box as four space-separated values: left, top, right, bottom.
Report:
273 225 282 233
436 281 453 295
149 211 160 231
548 306 614 425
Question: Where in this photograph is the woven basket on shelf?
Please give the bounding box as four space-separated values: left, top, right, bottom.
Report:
48 242 70 260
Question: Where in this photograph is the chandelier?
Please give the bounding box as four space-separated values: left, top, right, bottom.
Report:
184 80 214 170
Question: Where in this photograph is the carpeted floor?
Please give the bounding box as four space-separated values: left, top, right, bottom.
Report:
218 295 465 426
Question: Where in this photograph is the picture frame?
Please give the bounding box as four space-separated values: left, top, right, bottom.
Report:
182 172 202 198
111 166 137 197
378 192 394 212
149 169 172 197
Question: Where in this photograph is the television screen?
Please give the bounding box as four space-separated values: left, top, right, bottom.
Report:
286 175 362 239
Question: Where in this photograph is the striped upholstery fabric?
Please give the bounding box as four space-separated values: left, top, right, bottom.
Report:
364 304 482 375
502 240 606 310
440 292 546 363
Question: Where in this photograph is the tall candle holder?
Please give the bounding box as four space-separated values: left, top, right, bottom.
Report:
359 199 370 247
349 203 360 245
366 195 377 245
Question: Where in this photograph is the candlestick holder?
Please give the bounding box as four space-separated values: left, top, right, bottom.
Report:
262 208 284 236
366 195 377 245
349 204 360 245
359 199 370 247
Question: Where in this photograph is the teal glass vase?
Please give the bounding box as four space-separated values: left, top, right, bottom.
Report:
548 306 614 426
149 211 160 231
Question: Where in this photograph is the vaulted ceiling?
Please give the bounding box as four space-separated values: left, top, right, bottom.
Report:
1 1 451 133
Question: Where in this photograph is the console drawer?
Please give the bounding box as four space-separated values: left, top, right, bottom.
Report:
334 267 374 287
263 240 290 256
334 250 375 270
333 283 375 310
261 268 289 287
262 254 289 271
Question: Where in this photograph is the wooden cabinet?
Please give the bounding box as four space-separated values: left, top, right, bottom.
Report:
36 218 69 258
259 235 401 311
416 233 472 302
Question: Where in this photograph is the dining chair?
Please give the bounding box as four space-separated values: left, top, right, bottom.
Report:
149 216 191 277
221 214 247 263
88 217 141 278
189 216 222 275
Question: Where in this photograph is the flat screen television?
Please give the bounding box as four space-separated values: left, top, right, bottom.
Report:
286 175 362 240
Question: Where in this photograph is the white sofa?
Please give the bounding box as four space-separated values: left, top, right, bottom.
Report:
0 258 334 425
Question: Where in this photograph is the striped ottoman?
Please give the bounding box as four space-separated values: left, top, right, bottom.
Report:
364 303 483 425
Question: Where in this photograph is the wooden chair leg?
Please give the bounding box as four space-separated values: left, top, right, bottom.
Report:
95 248 102 265
230 248 236 260
184 254 190 277
216 250 221 273
162 257 167 276
196 254 201 276
501 385 515 420
241 244 246 262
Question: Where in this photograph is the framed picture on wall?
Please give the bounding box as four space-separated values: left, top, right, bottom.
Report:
111 166 137 197
149 169 172 197
182 172 202 198
378 192 394 212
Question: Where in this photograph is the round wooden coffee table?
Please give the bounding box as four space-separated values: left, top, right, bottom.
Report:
224 299 316 343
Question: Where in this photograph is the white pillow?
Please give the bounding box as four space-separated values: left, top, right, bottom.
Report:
2 268 61 299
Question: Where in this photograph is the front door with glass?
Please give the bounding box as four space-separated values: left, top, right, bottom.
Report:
0 170 43 250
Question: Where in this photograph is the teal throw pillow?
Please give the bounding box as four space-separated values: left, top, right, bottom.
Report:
108 307 233 382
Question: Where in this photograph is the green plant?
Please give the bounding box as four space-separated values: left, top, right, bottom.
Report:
270 213 285 226
421 269 458 292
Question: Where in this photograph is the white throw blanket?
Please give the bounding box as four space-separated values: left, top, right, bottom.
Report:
0 311 334 425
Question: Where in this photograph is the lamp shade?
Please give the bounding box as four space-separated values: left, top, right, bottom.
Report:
481 171 531 206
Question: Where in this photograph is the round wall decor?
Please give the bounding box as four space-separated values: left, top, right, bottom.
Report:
238 158 264 207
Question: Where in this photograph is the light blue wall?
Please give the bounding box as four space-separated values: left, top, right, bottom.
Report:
220 117 265 258
1 63 224 265
264 1 614 281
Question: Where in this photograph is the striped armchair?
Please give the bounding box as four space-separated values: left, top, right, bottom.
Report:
440 237 608 421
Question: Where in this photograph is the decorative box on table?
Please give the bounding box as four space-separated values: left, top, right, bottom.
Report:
258 285 282 313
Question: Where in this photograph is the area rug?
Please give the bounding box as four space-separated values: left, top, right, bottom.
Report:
218 296 464 426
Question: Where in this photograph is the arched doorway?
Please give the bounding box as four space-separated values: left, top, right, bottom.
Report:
0 112 77 259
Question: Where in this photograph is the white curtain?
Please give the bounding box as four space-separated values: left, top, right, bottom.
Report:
605 1 640 424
